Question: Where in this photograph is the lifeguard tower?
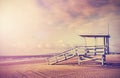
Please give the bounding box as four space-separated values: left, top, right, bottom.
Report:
78 34 110 65
47 34 110 66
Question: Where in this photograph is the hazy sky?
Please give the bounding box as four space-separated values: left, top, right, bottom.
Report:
0 0 120 55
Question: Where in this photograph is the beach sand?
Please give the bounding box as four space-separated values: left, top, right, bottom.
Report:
0 55 120 78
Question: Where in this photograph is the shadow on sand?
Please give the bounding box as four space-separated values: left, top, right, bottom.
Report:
105 62 120 67
55 61 120 68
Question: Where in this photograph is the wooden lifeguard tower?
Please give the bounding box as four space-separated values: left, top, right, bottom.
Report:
47 34 110 66
78 34 110 65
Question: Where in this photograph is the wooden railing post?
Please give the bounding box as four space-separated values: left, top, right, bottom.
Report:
47 58 50 65
102 54 106 65
94 47 96 56
78 55 82 65
64 54 67 60
55 57 58 63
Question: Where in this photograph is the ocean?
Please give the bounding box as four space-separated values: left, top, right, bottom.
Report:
0 55 52 64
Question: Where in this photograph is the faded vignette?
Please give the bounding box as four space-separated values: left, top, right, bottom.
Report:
0 0 120 78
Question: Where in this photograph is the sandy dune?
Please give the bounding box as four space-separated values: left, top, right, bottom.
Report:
0 55 120 78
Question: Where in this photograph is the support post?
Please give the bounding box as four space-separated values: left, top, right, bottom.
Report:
55 57 58 63
64 54 67 60
102 54 106 65
78 55 82 65
104 37 110 54
47 58 50 65
75 49 78 56
106 37 109 54
94 50 96 56
94 37 97 56
104 37 106 53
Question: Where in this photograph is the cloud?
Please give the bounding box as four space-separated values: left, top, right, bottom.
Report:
87 0 109 7
36 0 120 25
110 0 120 7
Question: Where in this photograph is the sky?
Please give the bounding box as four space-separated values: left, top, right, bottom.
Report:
0 0 120 56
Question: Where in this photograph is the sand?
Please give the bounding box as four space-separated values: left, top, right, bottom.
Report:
0 55 120 78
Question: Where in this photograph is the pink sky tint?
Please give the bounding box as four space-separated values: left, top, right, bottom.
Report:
0 0 120 55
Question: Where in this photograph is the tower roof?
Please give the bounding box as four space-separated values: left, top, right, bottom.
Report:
80 34 110 38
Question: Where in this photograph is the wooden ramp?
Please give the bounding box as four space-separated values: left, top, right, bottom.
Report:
47 46 107 65
47 47 79 65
